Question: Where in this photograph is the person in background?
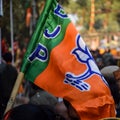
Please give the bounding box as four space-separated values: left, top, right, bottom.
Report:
55 101 71 120
3 104 66 120
102 48 116 66
91 49 104 70
113 68 120 118
101 65 120 117
0 52 18 119
55 98 80 120
63 99 80 120
28 83 58 107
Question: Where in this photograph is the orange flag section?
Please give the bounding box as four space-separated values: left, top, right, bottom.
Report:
34 22 115 119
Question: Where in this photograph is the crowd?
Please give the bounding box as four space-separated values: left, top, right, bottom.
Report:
1 37 120 120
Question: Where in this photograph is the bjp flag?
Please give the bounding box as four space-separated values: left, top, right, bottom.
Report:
20 0 115 119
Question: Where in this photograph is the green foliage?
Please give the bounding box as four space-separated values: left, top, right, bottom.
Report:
116 12 120 25
0 0 120 45
94 19 103 30
76 0 87 7
58 0 69 5
0 0 26 38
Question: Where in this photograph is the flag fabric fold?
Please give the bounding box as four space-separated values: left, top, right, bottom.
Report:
21 0 115 119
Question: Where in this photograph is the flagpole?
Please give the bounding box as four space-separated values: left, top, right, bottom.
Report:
10 0 14 65
4 72 24 114
0 28 1 64
0 0 3 64
0 0 3 17
32 0 36 29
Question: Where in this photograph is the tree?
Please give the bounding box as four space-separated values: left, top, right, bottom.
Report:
0 0 120 47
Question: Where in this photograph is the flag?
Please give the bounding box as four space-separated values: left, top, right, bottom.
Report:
26 7 32 27
20 0 115 119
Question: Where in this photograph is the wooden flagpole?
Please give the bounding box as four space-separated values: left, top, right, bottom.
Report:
4 72 24 114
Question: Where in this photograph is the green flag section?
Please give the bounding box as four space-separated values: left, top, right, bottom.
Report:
21 0 115 119
21 0 70 81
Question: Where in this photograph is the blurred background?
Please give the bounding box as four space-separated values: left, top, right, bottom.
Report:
0 1 120 116
0 0 120 65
